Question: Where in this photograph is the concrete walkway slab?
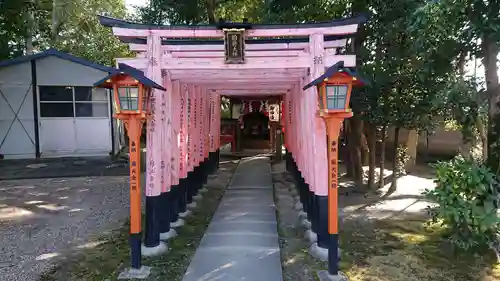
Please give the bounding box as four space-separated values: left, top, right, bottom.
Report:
182 157 283 281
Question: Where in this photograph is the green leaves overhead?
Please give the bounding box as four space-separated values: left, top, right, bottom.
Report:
0 0 132 65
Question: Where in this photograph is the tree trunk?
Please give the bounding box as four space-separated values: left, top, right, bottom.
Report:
206 0 216 23
379 124 387 189
349 116 364 188
367 123 377 189
51 0 62 45
483 36 500 173
389 127 400 193
458 139 473 159
405 129 418 169
25 10 34 54
344 121 354 177
475 115 488 163
361 121 369 166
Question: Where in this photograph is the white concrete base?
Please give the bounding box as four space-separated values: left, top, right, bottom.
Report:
159 229 177 240
141 242 168 257
118 266 151 279
179 209 192 218
294 202 303 210
309 243 342 262
317 271 349 281
301 218 312 229
187 202 197 209
193 194 203 201
305 229 318 243
170 218 185 228
309 242 328 261
200 187 208 193
298 210 307 218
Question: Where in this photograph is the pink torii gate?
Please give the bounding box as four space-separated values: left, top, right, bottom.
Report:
99 15 365 278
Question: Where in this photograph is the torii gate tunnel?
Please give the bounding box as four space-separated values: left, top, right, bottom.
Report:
99 14 367 278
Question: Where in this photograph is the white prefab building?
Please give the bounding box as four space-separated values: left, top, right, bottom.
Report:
0 48 122 159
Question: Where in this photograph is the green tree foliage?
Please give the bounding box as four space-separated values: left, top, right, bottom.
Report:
135 0 266 25
425 157 500 254
409 0 500 171
0 0 132 65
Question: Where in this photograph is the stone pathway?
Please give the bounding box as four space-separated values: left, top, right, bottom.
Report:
182 156 283 281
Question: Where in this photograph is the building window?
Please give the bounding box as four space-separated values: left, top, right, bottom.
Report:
39 86 73 102
39 86 109 118
40 102 74 117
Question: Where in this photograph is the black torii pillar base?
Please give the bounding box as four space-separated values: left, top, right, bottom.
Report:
288 153 320 236
286 154 340 276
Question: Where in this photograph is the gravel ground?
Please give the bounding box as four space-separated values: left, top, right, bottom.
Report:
272 162 321 281
0 176 131 281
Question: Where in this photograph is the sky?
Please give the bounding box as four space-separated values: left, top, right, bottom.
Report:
125 0 146 11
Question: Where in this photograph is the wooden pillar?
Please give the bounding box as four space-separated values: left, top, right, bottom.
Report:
179 83 188 180
284 97 288 149
187 85 195 174
170 79 187 226
177 83 189 216
309 33 341 277
296 84 305 177
236 121 242 152
292 88 299 170
197 86 204 166
275 124 282 161
157 73 178 239
301 76 316 195
310 33 328 248
193 86 200 168
200 87 209 185
193 86 205 195
122 117 145 269
208 92 216 173
143 33 167 254
171 79 181 186
209 91 217 154
215 92 221 167
186 85 196 208
145 34 164 197
292 90 298 167
286 91 292 157
203 88 210 161
190 85 202 198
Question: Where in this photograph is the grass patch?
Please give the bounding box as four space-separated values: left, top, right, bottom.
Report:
39 161 239 281
271 163 323 281
271 161 500 281
339 218 500 281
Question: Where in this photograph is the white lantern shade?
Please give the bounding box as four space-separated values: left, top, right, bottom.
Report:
326 85 348 110
118 86 139 111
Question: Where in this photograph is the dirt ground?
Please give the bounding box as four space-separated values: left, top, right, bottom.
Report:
38 159 239 281
272 162 322 281
271 160 500 281
0 176 130 281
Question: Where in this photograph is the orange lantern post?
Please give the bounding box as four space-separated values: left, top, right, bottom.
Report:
94 64 166 277
303 61 366 280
